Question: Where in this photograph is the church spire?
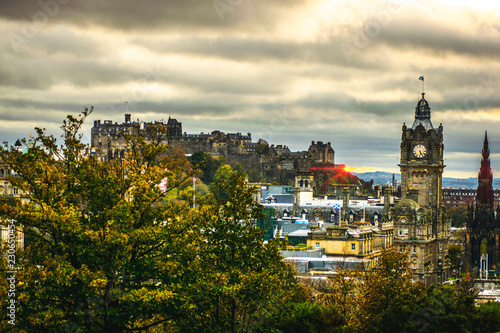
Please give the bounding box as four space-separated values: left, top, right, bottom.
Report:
477 131 493 207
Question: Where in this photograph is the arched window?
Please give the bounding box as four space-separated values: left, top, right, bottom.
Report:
305 180 308 188
300 180 303 187
0 169 4 177
283 210 288 217
301 210 307 220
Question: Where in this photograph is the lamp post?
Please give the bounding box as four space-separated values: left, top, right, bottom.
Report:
192 177 196 209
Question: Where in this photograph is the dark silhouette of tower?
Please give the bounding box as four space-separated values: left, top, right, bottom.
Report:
466 131 499 270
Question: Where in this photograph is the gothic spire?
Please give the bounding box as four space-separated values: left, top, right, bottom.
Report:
477 131 493 207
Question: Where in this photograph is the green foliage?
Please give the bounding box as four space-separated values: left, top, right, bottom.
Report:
353 249 425 332
0 109 194 331
448 245 463 271
258 301 346 333
0 117 297 332
447 206 468 227
181 165 298 332
189 151 225 184
476 301 500 332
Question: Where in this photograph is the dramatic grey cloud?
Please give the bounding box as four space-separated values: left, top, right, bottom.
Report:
1 0 500 178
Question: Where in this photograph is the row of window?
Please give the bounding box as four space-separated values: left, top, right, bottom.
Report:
315 242 357 251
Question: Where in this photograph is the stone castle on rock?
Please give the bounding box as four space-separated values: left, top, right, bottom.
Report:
90 114 373 195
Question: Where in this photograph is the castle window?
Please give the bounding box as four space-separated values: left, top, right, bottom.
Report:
0 169 3 177
373 214 379 223
349 213 354 223
439 243 442 251
351 243 356 251
300 180 303 187
413 245 417 253
305 180 308 188
283 210 288 217
412 259 417 269
315 242 320 249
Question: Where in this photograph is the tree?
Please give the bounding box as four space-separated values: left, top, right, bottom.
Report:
0 112 299 332
447 206 467 227
352 249 425 332
189 150 225 184
182 165 298 332
0 108 197 331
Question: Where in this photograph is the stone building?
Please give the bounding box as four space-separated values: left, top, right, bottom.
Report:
90 114 251 161
465 132 500 273
395 93 451 284
306 220 394 269
90 114 351 186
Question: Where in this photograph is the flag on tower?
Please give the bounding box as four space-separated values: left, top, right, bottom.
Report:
419 76 424 81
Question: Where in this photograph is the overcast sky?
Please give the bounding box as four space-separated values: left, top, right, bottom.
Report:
1 0 500 178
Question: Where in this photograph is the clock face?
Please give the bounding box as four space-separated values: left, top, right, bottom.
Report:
413 144 427 158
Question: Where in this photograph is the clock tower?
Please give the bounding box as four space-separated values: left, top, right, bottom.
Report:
400 93 444 214
394 92 450 285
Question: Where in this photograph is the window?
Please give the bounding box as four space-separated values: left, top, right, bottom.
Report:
349 213 354 223
315 242 320 249
439 243 442 251
283 210 288 217
413 245 417 253
300 180 303 187
412 259 417 269
398 228 408 237
351 243 356 251
305 180 308 188
374 214 379 223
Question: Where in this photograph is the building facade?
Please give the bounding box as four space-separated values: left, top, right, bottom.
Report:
396 93 451 284
442 188 500 208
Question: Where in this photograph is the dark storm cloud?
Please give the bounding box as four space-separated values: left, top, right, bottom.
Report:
0 0 307 31
0 59 146 89
134 35 393 71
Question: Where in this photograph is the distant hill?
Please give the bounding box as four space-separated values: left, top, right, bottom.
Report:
353 172 400 187
354 171 500 189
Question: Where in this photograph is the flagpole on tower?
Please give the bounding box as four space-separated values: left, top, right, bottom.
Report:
419 75 425 94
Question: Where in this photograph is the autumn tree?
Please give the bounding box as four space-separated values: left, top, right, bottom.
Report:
352 249 425 332
181 165 298 332
0 108 197 331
